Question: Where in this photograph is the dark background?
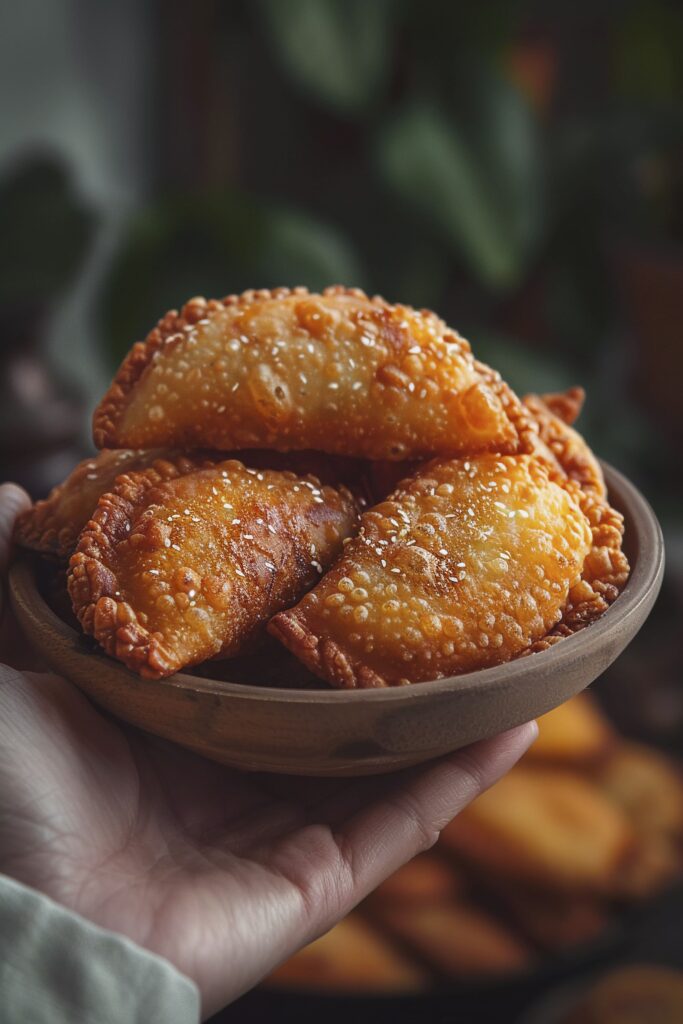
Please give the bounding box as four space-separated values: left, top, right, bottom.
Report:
1 1 682 1020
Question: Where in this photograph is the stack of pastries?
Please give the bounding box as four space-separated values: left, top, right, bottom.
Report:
267 693 683 993
15 286 629 686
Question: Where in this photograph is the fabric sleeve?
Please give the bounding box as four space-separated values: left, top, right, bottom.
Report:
0 873 200 1024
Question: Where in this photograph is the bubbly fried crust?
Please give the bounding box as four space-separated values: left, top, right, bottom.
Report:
13 449 170 560
523 388 606 499
520 390 630 653
93 286 519 460
68 457 359 679
269 454 592 688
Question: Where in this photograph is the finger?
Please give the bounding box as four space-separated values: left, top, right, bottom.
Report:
331 721 537 906
0 484 31 572
235 723 538 861
0 484 31 576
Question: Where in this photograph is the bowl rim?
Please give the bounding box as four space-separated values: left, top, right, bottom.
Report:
10 461 664 706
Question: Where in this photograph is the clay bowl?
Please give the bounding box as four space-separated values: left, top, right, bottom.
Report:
9 463 663 777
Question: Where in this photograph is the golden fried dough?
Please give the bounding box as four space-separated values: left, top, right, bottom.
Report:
524 693 615 766
68 456 359 678
523 388 607 499
370 900 533 977
93 286 520 460
269 454 591 687
14 449 169 559
440 767 635 893
519 390 630 652
266 916 426 993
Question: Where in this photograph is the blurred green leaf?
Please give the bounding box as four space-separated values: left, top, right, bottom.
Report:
468 328 573 397
614 0 683 103
101 193 361 367
260 208 360 289
376 73 542 289
0 156 95 309
257 0 390 113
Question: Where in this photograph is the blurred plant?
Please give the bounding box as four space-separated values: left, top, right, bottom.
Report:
0 155 95 492
103 193 360 365
258 0 391 114
376 67 543 289
101 0 683 498
0 155 94 314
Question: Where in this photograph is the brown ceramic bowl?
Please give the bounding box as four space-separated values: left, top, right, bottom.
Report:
9 463 663 777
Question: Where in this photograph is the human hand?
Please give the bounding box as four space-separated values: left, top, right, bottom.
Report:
0 482 536 1018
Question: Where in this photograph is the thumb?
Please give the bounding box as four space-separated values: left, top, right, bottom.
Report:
0 484 31 577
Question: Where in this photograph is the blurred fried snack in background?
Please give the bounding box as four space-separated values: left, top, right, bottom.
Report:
366 854 532 977
593 743 683 898
596 744 683 851
490 887 610 952
524 692 615 766
369 900 533 978
440 767 635 893
267 695 683 994
559 965 683 1024
365 852 464 905
266 915 427 993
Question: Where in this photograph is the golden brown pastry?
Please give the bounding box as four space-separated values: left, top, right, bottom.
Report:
266 916 427 993
523 387 607 499
93 286 521 460
67 456 359 678
440 766 635 893
520 389 630 649
523 693 616 766
14 449 169 559
269 454 592 687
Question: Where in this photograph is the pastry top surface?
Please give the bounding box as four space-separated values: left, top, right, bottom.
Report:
93 286 518 460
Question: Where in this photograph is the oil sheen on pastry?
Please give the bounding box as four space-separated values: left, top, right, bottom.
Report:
14 449 170 559
521 389 630 649
68 456 359 678
269 454 592 688
93 286 520 460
